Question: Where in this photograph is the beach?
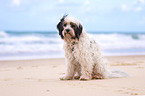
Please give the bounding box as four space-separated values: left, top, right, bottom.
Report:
0 55 145 96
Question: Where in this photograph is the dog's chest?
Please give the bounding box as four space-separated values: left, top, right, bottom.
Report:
68 41 78 53
66 40 95 56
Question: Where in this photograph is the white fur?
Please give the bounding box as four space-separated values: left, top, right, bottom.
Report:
58 16 129 80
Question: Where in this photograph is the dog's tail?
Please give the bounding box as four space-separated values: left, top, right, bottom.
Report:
107 69 130 78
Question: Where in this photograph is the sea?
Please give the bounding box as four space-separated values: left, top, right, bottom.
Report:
0 31 145 60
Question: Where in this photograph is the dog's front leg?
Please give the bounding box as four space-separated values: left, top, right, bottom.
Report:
80 61 93 80
60 61 75 80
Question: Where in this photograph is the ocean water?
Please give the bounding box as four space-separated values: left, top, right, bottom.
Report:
0 31 145 60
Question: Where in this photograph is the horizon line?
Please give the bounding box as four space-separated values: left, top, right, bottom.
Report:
1 30 145 33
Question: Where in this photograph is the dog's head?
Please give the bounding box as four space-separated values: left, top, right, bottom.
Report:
57 15 83 40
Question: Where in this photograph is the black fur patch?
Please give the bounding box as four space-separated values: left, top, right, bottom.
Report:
57 15 68 39
75 24 83 40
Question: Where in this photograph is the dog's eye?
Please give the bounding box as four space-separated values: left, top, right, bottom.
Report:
64 23 67 27
71 24 75 28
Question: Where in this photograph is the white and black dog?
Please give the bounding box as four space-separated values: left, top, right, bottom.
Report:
57 15 129 80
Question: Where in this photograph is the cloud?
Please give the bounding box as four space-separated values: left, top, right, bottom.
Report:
121 4 130 11
134 0 145 5
58 0 65 4
121 0 145 12
12 0 21 6
134 6 142 11
84 1 90 6
140 0 145 4
83 1 92 12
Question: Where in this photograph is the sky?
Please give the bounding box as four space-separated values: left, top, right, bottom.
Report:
0 0 145 32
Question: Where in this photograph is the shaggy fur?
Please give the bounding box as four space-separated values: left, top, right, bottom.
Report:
57 15 128 80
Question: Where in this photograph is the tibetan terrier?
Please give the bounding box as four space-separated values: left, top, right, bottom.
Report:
57 15 128 80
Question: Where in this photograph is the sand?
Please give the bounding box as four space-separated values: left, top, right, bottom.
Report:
0 56 145 96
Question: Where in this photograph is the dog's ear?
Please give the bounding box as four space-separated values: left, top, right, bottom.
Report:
75 23 83 40
57 15 68 39
57 21 64 39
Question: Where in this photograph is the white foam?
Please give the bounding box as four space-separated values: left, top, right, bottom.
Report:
89 33 145 49
0 32 145 60
0 31 8 37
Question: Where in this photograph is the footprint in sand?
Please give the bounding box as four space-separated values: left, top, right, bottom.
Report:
52 65 57 68
46 90 50 92
38 79 49 82
3 78 12 81
115 87 145 95
17 66 23 70
111 62 139 66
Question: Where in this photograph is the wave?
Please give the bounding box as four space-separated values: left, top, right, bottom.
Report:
89 33 145 49
0 31 145 60
0 31 9 37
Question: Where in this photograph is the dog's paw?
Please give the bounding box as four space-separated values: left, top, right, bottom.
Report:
59 75 73 80
92 74 103 79
79 76 91 81
74 74 80 79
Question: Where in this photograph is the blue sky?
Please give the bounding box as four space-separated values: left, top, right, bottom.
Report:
0 0 145 32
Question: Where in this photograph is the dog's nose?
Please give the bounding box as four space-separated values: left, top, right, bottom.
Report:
65 29 70 33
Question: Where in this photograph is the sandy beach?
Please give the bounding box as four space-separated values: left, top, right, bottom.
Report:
0 55 145 96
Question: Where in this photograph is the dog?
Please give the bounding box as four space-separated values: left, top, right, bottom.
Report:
57 15 129 80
